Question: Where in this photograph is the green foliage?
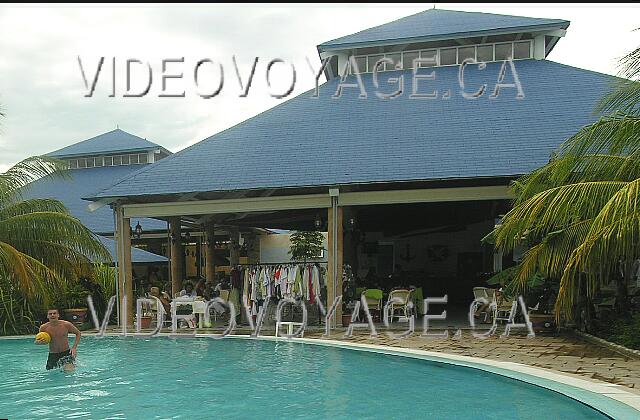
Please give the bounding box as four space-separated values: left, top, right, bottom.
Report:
594 313 640 350
0 156 112 312
64 282 90 309
93 264 117 300
0 276 39 335
288 231 324 262
489 41 640 321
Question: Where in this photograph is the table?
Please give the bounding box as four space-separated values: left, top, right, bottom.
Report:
275 321 305 337
171 298 207 329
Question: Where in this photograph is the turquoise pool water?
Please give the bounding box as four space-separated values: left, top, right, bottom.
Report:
0 337 610 419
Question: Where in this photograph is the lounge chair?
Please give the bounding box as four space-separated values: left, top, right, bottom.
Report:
472 287 493 323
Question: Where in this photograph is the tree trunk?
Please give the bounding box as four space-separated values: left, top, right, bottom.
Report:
615 260 630 317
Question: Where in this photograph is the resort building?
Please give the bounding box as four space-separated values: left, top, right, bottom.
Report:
23 129 170 275
86 8 617 326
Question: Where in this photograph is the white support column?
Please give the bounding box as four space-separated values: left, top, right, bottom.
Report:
534 35 546 60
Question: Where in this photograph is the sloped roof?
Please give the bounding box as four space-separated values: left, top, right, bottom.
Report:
318 9 569 51
92 60 616 200
48 129 166 158
22 165 166 234
96 236 167 264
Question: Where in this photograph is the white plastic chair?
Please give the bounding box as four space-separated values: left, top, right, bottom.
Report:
386 289 412 324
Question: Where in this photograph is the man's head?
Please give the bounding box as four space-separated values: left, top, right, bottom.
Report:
47 308 60 321
185 283 193 293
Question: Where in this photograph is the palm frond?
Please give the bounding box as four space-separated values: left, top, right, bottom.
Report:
557 114 640 157
495 181 626 251
514 153 640 203
0 198 69 219
0 156 68 204
0 212 111 264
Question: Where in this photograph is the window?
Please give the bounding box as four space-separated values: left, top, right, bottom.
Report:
385 53 401 71
440 48 457 65
495 43 513 60
352 56 366 74
457 46 475 63
402 51 419 69
367 55 384 73
94 157 103 167
104 156 113 166
130 154 139 164
113 155 122 166
419 49 437 67
346 39 531 74
78 158 87 169
68 160 78 169
514 41 531 59
120 155 130 165
139 153 148 164
477 45 493 62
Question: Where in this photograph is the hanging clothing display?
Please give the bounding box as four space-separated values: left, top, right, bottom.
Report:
235 263 327 315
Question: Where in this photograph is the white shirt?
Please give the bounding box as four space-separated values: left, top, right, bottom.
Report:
180 290 197 298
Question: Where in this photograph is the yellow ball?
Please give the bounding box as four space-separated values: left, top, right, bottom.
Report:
35 332 51 344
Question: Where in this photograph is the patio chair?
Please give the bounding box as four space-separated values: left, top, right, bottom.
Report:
385 289 412 324
361 289 383 321
472 287 492 323
489 289 515 324
211 289 231 324
148 287 172 328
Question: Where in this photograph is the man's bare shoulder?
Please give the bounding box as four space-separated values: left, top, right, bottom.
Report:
39 322 51 331
63 320 81 333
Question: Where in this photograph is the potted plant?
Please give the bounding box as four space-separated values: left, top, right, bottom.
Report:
63 282 90 328
140 313 153 329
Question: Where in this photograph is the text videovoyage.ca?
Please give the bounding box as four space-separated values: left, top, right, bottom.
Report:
78 55 525 101
86 293 536 340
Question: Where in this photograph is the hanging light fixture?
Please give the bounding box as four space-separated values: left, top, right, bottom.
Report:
314 213 322 229
134 222 143 239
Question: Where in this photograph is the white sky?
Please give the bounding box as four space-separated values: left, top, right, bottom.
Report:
0 3 638 172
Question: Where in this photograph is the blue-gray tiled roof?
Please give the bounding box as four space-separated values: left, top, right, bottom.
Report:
318 9 569 51
22 165 167 234
48 129 164 158
97 236 167 264
92 60 617 200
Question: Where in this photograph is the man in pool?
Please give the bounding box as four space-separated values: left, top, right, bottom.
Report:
36 308 81 371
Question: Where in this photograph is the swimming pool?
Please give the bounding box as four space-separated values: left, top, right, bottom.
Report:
0 336 629 419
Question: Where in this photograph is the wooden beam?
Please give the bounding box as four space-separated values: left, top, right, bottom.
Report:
205 223 216 283
123 194 331 218
122 186 512 219
169 217 183 296
339 186 512 207
229 227 240 266
327 205 343 327
115 208 134 327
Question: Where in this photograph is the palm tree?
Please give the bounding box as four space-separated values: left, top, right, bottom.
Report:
492 41 640 323
0 155 112 305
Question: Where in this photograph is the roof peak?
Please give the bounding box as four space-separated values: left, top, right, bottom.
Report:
318 8 569 52
48 128 166 158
